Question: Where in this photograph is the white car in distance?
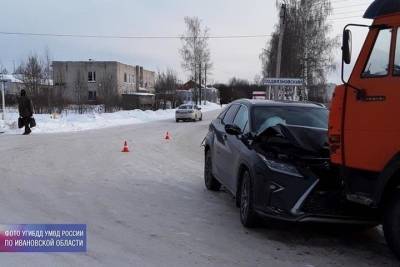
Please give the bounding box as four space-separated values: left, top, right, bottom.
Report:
175 104 203 122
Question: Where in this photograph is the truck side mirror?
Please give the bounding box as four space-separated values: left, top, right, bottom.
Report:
342 29 352 64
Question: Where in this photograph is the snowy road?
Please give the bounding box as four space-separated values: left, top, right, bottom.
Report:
0 110 397 266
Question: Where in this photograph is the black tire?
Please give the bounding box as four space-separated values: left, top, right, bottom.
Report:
199 115 203 121
176 119 179 123
239 171 258 228
383 190 400 259
204 151 221 191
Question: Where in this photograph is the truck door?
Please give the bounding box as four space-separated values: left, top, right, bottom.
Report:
344 26 400 196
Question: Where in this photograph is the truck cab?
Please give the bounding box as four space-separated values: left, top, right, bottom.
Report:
329 0 400 259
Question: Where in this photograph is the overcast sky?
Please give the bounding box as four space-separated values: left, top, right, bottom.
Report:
0 0 373 84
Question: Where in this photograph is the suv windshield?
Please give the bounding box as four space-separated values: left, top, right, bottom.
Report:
251 106 328 133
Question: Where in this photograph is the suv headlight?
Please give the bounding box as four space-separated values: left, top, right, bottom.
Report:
257 153 303 178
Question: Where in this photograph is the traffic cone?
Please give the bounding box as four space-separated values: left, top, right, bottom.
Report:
121 141 130 152
165 132 171 140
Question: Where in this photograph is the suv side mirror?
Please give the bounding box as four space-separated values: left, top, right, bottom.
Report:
342 29 352 64
225 124 242 136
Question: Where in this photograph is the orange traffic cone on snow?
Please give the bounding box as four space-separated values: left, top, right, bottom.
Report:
121 141 130 152
165 132 171 140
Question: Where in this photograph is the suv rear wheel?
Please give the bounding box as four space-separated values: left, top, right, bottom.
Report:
204 151 221 191
240 171 258 227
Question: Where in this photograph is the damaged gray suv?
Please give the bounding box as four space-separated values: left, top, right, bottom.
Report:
204 99 378 227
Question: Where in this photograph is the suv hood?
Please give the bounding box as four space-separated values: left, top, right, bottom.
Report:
254 124 329 160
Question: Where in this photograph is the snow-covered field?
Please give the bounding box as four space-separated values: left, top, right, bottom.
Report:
0 102 222 134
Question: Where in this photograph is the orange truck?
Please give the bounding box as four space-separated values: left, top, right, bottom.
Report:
329 0 400 258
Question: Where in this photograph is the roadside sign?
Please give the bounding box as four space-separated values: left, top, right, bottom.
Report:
263 78 303 86
252 91 266 100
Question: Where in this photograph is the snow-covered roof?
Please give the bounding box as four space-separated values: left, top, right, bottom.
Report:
131 92 155 96
0 74 53 86
0 74 23 83
43 79 54 86
122 92 155 96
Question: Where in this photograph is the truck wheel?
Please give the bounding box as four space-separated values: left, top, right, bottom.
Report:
204 151 221 191
383 189 400 259
239 171 258 228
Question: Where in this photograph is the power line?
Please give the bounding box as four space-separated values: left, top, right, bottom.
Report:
331 0 369 4
334 3 370 10
328 15 366 21
311 1 369 11
0 31 271 40
332 9 365 16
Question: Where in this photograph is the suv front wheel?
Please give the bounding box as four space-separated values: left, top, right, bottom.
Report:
240 170 258 227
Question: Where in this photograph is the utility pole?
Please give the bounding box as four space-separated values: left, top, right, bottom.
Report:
204 64 207 89
194 65 198 105
198 63 202 105
275 3 286 100
303 0 310 101
1 74 5 121
204 64 207 104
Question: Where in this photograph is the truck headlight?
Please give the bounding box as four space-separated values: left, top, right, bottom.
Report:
257 153 303 178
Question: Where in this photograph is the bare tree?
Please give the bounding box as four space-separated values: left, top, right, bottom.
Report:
17 49 64 113
73 70 87 114
0 61 7 74
42 47 53 113
253 74 262 86
42 47 52 86
155 69 178 109
53 67 67 112
19 54 43 97
260 0 337 101
16 54 46 112
180 16 212 104
98 74 120 112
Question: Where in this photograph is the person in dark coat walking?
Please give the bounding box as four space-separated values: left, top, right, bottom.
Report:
18 89 34 135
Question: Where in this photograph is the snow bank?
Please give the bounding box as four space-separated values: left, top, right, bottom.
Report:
0 102 222 134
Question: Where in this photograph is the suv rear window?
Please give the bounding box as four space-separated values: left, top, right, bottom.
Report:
179 105 193 110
